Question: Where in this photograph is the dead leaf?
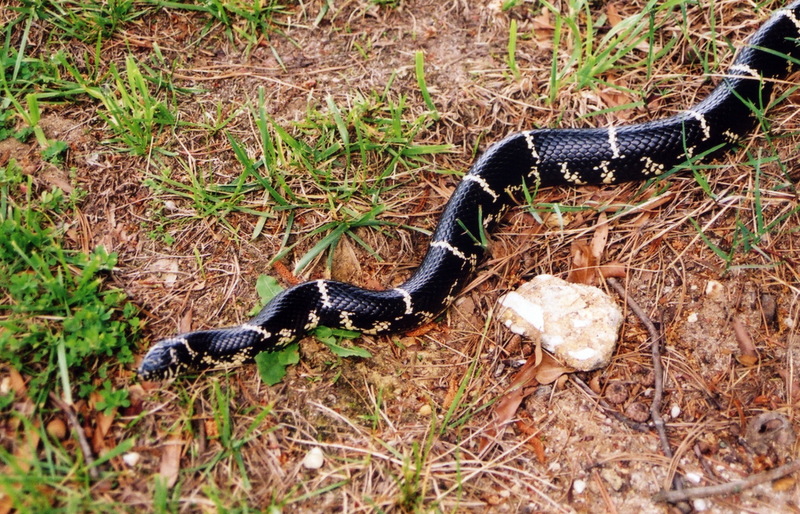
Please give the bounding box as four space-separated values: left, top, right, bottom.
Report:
589 375 602 394
534 353 573 385
566 241 595 285
0 493 13 514
527 434 547 465
732 317 758 366
331 236 362 283
148 258 180 288
13 421 40 473
607 3 623 27
159 437 183 488
479 387 526 454
590 213 609 261
506 354 541 394
179 308 193 334
772 476 796 492
204 418 219 439
1 366 26 396
599 261 627 278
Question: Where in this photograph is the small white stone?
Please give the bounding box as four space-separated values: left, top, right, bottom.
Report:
704 280 725 300
302 447 324 470
670 404 681 419
687 312 699 323
693 499 708 511
573 479 587 494
685 472 703 484
164 200 178 212
122 452 141 467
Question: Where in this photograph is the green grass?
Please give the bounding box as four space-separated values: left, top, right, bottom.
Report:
0 162 140 402
538 0 683 108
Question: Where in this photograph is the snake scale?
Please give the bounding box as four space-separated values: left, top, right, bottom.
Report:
139 0 800 380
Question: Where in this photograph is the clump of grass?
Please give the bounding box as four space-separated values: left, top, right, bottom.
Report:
0 161 140 404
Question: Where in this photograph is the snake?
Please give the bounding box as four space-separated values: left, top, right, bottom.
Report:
138 0 800 380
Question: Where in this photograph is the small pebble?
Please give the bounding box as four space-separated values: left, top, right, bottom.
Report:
625 402 650 423
604 382 628 405
687 312 699 323
704 280 725 300
418 404 432 417
693 499 708 511
122 452 141 467
670 404 681 419
302 447 324 470
46 418 67 440
685 471 703 484
572 479 586 494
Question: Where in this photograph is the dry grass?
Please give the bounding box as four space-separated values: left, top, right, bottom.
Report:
3 0 800 511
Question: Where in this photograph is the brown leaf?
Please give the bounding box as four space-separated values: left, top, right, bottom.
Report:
0 493 13 514
590 213 609 261
589 375 602 394
528 435 547 465
331 236 362 283
733 317 758 366
13 421 41 473
535 353 573 385
566 241 595 284
179 308 193 334
493 387 527 427
599 261 627 278
159 437 183 488
506 354 541 393
606 3 623 27
204 418 219 439
479 387 526 455
3 366 27 396
772 476 796 492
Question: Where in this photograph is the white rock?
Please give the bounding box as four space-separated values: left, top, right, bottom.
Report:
302 447 324 470
497 275 623 371
685 471 703 484
573 479 587 494
122 452 141 467
705 280 725 300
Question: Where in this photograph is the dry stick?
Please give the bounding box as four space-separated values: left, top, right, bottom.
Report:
653 460 800 503
606 278 687 500
606 279 672 456
48 392 99 480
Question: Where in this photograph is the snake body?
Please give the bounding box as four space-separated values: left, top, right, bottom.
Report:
139 1 800 380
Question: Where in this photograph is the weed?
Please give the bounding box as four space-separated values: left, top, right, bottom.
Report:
0 161 140 401
542 0 681 105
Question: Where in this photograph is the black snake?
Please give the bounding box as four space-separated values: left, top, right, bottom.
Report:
139 1 800 380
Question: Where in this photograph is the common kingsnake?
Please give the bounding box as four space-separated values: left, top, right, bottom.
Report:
138 0 800 380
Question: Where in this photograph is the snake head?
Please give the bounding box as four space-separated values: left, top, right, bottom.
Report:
137 337 195 381
137 328 260 381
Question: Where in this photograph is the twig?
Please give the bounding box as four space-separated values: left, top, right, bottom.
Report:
48 392 99 480
653 460 800 503
606 278 671 456
607 278 688 506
